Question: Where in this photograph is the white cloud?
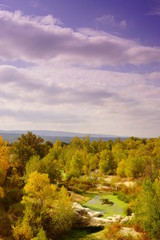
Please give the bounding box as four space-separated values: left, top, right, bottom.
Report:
96 15 116 25
120 20 127 29
148 71 160 80
0 63 160 137
95 14 127 29
0 10 159 66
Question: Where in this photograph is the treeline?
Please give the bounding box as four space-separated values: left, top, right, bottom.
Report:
56 135 160 180
0 132 160 239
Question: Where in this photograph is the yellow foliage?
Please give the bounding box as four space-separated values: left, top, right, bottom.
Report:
16 172 73 239
12 220 33 240
117 159 126 177
0 186 5 198
0 136 10 184
23 171 53 201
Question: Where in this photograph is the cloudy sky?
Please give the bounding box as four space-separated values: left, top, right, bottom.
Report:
0 0 160 137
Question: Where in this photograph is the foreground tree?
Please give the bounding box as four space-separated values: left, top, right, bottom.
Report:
13 171 73 240
0 137 10 185
135 178 160 239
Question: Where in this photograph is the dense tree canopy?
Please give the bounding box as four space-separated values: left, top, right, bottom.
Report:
0 133 160 239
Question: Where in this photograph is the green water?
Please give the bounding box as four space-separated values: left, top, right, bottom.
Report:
82 193 128 218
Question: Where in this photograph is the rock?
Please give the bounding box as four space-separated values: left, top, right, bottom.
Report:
120 213 134 223
73 202 125 228
116 181 135 189
72 205 90 228
88 210 103 218
124 181 135 188
73 202 105 228
73 202 85 210
107 215 122 222
120 227 142 238
121 216 130 223
91 217 113 225
113 214 123 221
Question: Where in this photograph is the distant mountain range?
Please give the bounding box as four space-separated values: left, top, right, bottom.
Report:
0 130 127 143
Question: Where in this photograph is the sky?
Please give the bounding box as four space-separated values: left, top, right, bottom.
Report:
0 0 160 138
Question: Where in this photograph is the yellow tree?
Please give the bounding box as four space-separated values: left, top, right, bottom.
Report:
13 171 73 240
0 136 10 186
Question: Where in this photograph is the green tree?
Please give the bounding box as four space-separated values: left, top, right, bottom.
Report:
66 150 83 178
89 141 98 154
99 149 116 174
117 159 126 177
112 141 127 164
25 153 61 184
12 132 45 173
88 153 99 172
125 150 145 178
70 137 82 149
135 178 160 239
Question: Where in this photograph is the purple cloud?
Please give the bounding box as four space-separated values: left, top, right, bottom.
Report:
0 10 159 66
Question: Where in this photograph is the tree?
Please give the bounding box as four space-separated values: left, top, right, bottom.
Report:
52 140 62 160
12 132 45 173
112 141 127 164
25 152 61 184
0 137 10 185
13 171 73 239
88 153 99 172
117 159 126 177
66 150 83 178
89 141 98 154
99 149 116 174
125 150 145 178
70 137 82 149
135 178 160 239
41 151 61 183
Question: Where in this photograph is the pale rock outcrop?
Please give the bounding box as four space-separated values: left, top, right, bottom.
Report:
72 202 131 228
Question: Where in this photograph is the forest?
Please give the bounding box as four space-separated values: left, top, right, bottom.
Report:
0 132 160 240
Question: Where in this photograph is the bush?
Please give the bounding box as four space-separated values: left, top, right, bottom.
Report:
124 201 134 216
66 177 96 192
32 228 47 240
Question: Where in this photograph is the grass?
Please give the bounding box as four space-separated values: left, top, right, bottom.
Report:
82 193 128 217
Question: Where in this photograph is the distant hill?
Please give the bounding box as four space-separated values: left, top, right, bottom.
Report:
0 130 127 143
